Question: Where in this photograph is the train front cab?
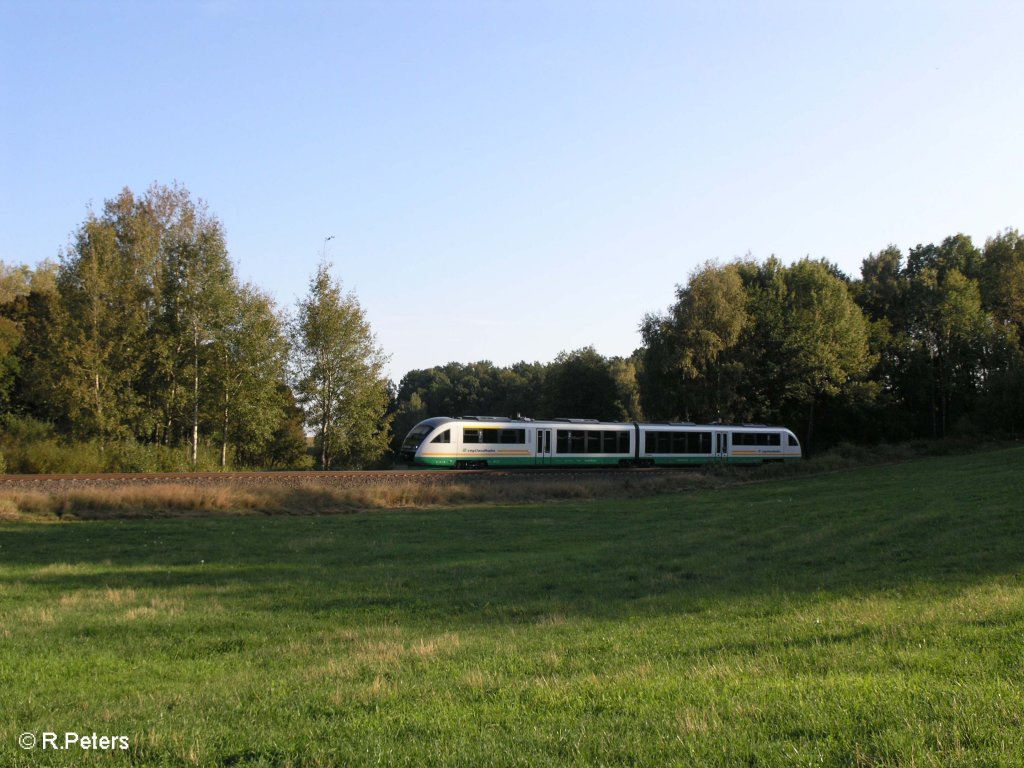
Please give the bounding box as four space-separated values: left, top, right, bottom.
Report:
401 418 536 469
727 427 802 463
399 417 458 467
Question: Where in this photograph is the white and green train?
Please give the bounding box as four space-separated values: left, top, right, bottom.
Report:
399 416 801 468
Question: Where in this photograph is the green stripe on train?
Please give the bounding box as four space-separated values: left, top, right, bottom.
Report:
415 455 801 468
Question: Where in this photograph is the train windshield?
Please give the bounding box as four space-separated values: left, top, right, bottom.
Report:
401 425 433 451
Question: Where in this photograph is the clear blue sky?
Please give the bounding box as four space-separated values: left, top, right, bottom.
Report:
2 1 1022 381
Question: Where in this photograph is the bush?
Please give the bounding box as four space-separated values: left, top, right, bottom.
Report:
0 414 234 473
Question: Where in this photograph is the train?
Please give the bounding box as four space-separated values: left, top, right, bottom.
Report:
399 416 802 468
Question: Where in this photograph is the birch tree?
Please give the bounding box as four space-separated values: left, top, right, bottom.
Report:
292 263 391 469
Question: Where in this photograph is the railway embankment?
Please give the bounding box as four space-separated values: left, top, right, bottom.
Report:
0 439 1012 520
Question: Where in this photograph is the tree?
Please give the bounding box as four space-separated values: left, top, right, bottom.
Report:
638 310 680 421
851 246 914 439
292 263 391 469
980 229 1024 342
977 230 1024 435
544 347 621 420
640 256 873 449
159 198 237 464
54 200 153 441
5 262 60 423
0 262 35 412
645 261 749 421
609 353 644 422
896 235 1009 437
731 256 790 423
27 183 302 468
913 266 999 436
775 258 874 448
209 284 290 467
259 384 314 469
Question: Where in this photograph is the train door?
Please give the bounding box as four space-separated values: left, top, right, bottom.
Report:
714 431 729 462
536 428 553 466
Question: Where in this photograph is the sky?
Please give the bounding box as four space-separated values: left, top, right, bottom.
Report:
2 1 1023 382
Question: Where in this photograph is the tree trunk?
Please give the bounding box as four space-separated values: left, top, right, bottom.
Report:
804 397 815 455
221 399 229 468
192 344 199 467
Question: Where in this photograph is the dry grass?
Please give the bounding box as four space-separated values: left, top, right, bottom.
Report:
0 438 1001 522
0 472 718 521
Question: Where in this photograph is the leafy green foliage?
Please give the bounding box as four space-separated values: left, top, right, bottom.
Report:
0 185 304 470
634 232 1024 449
546 346 621 420
641 261 749 421
1 181 1021 468
640 257 872 448
852 233 1023 441
292 263 392 469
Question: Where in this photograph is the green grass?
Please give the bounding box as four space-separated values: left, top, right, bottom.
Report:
1 447 1023 766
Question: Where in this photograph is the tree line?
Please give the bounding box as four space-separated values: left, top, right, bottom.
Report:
2 182 1020 470
394 231 1023 453
0 184 390 472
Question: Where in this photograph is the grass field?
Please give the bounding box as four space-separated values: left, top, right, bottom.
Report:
1 447 1023 766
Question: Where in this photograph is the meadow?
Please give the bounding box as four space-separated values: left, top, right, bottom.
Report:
1 447 1023 766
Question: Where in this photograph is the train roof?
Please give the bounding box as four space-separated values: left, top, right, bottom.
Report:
433 416 794 430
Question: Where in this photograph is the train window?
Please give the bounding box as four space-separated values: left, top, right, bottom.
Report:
643 430 713 454
430 429 450 444
733 432 782 447
464 428 526 444
600 431 630 453
645 432 663 453
645 431 682 454
555 430 587 453
401 426 432 450
462 430 528 448
571 431 585 453
789 434 799 447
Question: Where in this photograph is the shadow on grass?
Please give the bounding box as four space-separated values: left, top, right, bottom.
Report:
1 448 1022 623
